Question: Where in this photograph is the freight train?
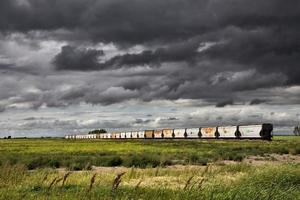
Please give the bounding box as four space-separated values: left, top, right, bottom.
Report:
65 123 273 140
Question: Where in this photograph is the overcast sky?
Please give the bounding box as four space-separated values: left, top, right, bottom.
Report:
0 0 300 137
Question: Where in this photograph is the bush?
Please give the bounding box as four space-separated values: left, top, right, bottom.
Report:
66 157 91 171
277 147 289 154
124 154 160 168
228 154 244 162
26 157 51 170
188 154 199 164
289 147 300 155
107 156 123 166
49 159 60 168
185 154 209 165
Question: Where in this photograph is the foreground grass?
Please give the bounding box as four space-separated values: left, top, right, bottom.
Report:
0 163 299 200
0 136 299 170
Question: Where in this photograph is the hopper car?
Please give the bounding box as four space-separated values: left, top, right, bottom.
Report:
65 123 273 141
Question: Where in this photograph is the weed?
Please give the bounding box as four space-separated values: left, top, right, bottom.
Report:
88 173 97 193
112 172 126 192
62 172 72 186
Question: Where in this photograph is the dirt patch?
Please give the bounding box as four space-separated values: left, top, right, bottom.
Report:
244 154 300 166
91 166 129 174
218 154 300 166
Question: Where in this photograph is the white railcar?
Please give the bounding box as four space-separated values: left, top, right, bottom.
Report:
131 131 138 138
218 126 237 138
186 128 200 138
174 129 185 138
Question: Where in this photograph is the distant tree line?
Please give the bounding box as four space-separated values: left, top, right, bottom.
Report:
88 129 107 134
294 126 300 136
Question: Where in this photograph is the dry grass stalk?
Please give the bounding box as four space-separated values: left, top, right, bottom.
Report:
112 172 126 192
154 167 160 176
55 177 64 185
183 175 194 190
42 173 49 183
88 173 97 193
62 172 72 186
48 177 58 190
134 180 143 190
184 165 209 191
196 178 206 190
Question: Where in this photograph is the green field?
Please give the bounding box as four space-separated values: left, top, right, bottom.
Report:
0 136 299 199
0 136 299 169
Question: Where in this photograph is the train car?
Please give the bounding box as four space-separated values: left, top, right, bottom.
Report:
107 133 112 139
137 130 145 138
115 132 121 139
154 130 163 138
200 127 217 138
131 131 138 138
163 129 173 138
239 124 273 140
186 128 200 138
120 132 126 139
111 132 117 139
145 130 154 139
126 132 132 139
218 126 237 139
174 128 186 138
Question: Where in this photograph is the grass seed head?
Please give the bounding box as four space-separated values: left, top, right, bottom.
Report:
112 172 126 192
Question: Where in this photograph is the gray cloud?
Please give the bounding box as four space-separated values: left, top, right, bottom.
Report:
250 99 268 105
0 0 300 136
1 0 299 44
0 105 5 112
53 45 104 70
216 99 234 107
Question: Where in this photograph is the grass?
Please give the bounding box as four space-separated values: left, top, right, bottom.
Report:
0 136 299 199
0 163 299 199
0 136 299 170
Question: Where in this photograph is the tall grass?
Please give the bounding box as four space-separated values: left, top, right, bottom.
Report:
0 163 298 200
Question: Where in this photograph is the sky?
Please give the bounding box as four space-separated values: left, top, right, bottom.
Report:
0 0 300 137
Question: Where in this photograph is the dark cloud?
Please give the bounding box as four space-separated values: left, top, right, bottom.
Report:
167 117 179 121
53 45 104 70
53 40 200 71
216 99 234 107
105 40 199 67
0 0 300 137
250 99 267 105
1 0 299 44
134 118 153 124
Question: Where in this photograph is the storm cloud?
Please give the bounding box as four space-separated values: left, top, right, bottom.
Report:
0 0 300 136
53 45 104 70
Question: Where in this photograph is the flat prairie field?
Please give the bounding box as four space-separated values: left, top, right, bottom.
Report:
0 136 299 199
